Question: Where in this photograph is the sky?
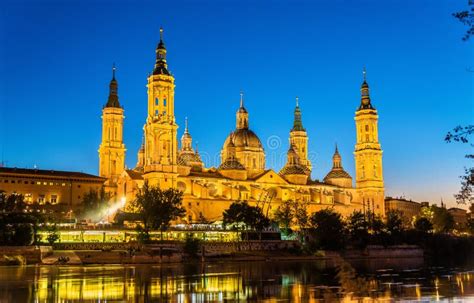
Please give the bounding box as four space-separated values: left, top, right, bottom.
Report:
1 0 473 209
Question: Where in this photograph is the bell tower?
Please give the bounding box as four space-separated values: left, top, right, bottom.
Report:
289 97 311 172
143 27 179 188
98 64 126 193
354 69 384 215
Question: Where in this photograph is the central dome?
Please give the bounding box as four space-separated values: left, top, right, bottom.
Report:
224 129 263 149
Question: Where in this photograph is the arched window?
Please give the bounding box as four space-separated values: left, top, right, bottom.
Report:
155 98 159 106
155 109 159 116
163 98 167 106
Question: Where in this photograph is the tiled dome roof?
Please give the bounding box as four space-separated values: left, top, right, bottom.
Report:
324 168 351 181
218 156 245 170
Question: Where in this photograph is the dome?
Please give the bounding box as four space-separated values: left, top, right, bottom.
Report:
219 156 245 170
279 164 309 176
224 129 263 149
324 168 352 181
178 152 202 166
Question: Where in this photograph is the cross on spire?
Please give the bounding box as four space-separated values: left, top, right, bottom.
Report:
112 63 116 80
240 90 244 108
363 66 367 82
296 96 299 107
160 26 164 41
184 116 189 133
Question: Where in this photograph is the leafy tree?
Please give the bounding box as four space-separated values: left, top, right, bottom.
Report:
273 200 295 235
309 208 345 250
183 235 202 258
385 211 404 235
132 182 186 238
223 201 271 239
0 192 26 213
346 211 369 248
12 224 34 246
445 126 473 204
453 2 474 41
431 206 455 233
46 224 60 245
414 217 433 233
80 188 110 219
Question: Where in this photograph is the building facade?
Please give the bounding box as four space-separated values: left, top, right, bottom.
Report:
101 29 386 222
0 167 105 211
385 197 422 227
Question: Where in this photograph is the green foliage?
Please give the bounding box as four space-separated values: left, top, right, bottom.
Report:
445 125 473 204
452 3 474 41
273 200 294 235
80 188 110 219
431 206 455 233
0 192 26 213
183 235 201 258
309 208 345 250
46 225 60 245
414 217 433 233
136 226 150 244
12 224 34 246
346 211 369 249
385 211 404 234
223 201 271 232
132 182 186 232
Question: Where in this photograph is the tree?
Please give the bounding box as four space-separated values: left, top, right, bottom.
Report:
346 211 369 248
414 217 433 233
453 1 474 41
385 211 404 235
446 125 474 204
0 192 26 213
223 201 271 239
46 224 60 245
80 188 110 220
309 208 345 250
273 200 295 236
12 224 34 246
431 206 455 233
132 182 186 238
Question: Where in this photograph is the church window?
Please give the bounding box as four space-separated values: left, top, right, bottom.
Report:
51 195 57 204
155 98 159 106
365 125 369 132
163 98 167 106
163 111 166 116
155 109 159 116
365 134 369 142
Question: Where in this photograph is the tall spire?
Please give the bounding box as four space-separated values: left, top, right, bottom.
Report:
153 26 170 75
105 64 121 108
358 67 374 110
333 143 342 168
184 116 189 134
292 96 305 131
236 91 249 129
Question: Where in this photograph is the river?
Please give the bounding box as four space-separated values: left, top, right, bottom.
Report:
0 260 473 302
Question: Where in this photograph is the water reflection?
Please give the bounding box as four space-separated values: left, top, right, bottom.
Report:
0 261 472 302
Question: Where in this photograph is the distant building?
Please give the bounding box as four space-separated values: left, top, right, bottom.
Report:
448 207 468 229
385 197 422 227
0 167 105 212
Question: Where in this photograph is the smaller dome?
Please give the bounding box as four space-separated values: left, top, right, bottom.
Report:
178 152 202 167
324 168 351 181
219 156 245 170
279 165 309 176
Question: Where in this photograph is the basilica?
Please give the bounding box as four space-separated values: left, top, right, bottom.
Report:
98 29 385 222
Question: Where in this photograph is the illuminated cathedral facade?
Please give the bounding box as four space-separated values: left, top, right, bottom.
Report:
98 29 385 222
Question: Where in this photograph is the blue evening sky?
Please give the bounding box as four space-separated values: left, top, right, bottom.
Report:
1 0 472 208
